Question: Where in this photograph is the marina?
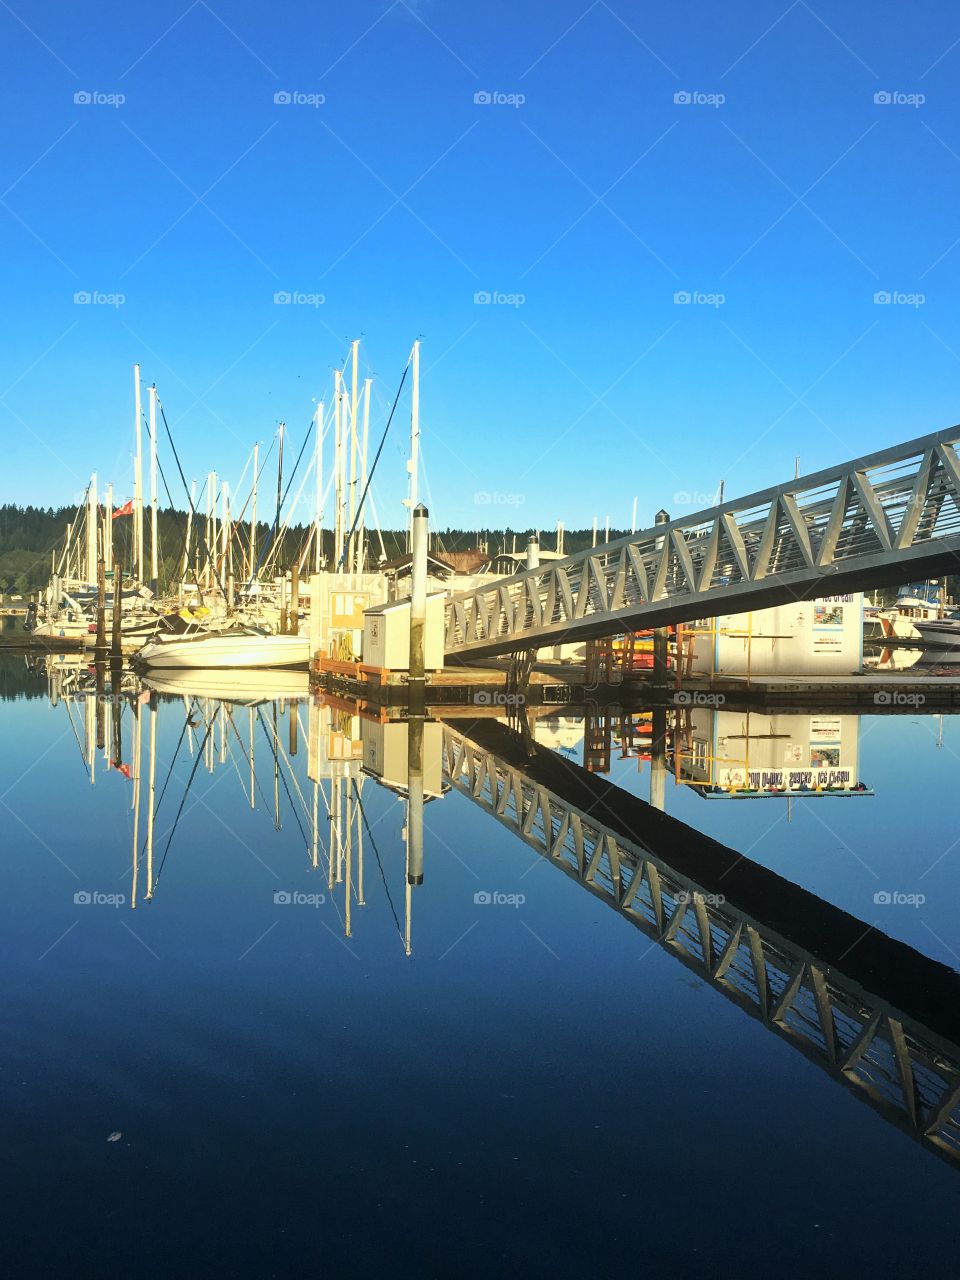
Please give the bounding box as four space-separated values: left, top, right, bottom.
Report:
5 2 960 1274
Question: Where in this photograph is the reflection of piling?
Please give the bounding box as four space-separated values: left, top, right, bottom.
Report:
95 556 108 657
111 563 122 655
95 661 105 753
650 705 667 811
405 714 425 956
653 509 670 684
407 715 424 886
409 503 428 716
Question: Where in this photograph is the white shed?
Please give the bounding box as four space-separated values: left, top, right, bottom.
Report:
362 593 445 671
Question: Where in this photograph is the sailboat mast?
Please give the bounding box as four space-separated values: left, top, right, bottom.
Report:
275 422 285 574
348 338 359 572
408 339 420 552
334 373 343 570
133 364 143 583
86 474 98 585
314 401 324 573
149 384 159 592
356 378 371 574
182 479 196 586
249 443 259 583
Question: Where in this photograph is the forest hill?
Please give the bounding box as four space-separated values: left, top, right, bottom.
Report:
0 503 633 595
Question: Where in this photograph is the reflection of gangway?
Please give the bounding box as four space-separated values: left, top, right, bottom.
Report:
442 718 960 1169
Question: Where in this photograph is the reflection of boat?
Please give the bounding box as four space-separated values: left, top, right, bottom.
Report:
915 614 960 649
862 644 923 672
136 628 311 669
145 667 311 703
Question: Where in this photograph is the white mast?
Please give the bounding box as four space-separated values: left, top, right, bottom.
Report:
133 364 143 583
356 377 371 574
205 472 214 589
105 483 113 575
221 481 230 597
182 479 196 585
407 339 420 551
314 401 324 573
334 371 344 571
86 473 98 585
249 443 259 584
149 384 159 591
631 496 638 534
348 338 359 572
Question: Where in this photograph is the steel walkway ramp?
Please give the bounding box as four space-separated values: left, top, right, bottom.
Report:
444 427 960 659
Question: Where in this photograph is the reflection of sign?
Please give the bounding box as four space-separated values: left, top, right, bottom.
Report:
810 715 841 768
717 766 854 790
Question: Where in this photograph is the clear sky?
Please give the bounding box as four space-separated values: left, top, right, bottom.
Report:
1 0 959 534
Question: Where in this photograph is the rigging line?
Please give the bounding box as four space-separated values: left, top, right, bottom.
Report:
352 779 405 947
136 697 196 865
143 410 188 585
251 418 315 580
338 360 410 569
152 716 215 891
255 706 309 848
61 697 87 771
224 705 289 821
151 698 196 816
156 398 228 602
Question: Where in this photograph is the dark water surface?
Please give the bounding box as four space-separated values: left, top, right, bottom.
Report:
2 654 959 1278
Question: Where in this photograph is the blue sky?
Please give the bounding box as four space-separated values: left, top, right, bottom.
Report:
1 0 959 534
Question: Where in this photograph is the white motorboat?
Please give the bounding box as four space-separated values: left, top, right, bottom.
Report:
915 614 960 649
135 627 311 670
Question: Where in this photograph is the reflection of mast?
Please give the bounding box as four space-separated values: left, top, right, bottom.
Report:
131 699 143 909
405 714 425 957
145 697 156 900
273 704 280 829
312 781 319 870
248 707 255 808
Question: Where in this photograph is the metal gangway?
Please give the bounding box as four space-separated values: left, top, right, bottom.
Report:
441 718 960 1168
444 428 960 659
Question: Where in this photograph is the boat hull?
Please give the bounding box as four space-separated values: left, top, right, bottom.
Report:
915 621 960 649
136 634 311 669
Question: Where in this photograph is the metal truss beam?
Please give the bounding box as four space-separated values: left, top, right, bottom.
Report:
445 427 960 658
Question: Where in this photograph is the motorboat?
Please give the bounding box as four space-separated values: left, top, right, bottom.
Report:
135 626 311 669
915 614 960 649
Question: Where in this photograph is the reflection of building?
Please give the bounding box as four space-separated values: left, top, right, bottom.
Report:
683 595 864 677
362 719 443 796
675 708 872 798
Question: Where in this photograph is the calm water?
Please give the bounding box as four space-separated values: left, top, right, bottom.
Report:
3 653 960 1278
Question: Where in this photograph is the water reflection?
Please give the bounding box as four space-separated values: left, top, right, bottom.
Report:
11 653 960 1176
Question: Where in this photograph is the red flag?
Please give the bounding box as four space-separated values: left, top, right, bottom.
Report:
113 500 134 518
110 762 132 779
